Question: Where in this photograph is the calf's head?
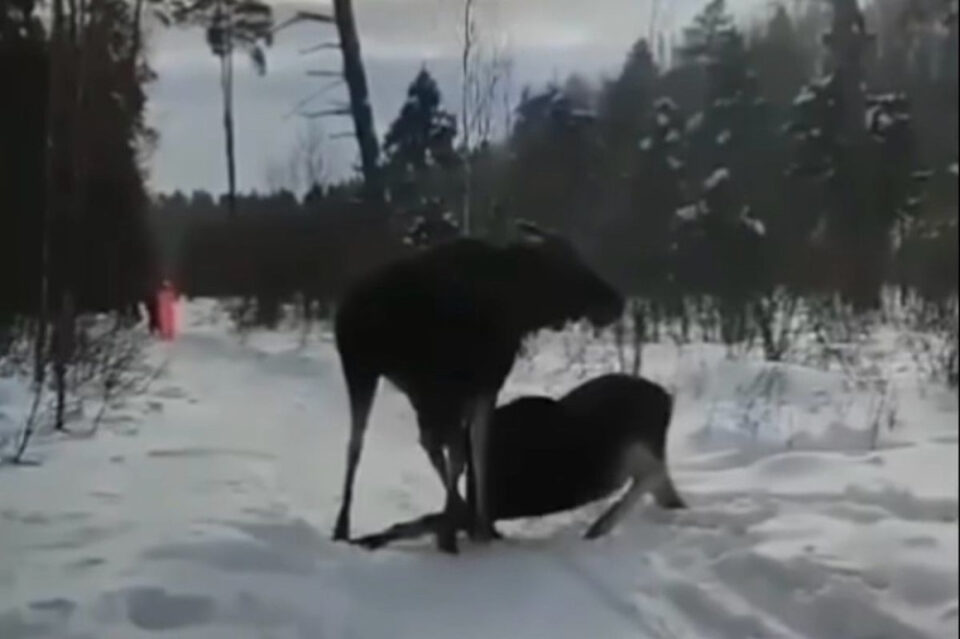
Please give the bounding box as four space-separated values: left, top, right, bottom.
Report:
504 222 624 332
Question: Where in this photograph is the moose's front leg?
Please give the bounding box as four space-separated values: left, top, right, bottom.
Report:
352 513 447 550
464 432 504 541
467 394 497 542
584 477 647 540
585 444 673 539
437 438 468 554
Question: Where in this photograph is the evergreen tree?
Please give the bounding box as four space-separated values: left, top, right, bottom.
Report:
74 0 158 314
596 39 660 287
679 0 738 65
676 3 769 284
751 4 815 108
620 96 686 295
506 79 601 239
171 0 274 219
788 0 927 308
0 0 47 323
383 68 459 246
669 0 773 346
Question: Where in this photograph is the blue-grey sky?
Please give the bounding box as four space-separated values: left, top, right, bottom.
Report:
145 0 764 195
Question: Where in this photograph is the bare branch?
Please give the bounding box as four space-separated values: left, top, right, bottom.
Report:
300 41 340 54
303 107 351 118
271 10 334 36
307 69 342 78
296 10 334 23
284 79 345 119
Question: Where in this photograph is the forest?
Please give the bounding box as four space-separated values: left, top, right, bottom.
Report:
2 0 958 430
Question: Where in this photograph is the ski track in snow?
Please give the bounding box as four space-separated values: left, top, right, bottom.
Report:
0 299 957 639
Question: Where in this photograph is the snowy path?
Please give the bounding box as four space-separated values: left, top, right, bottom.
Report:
1 303 957 638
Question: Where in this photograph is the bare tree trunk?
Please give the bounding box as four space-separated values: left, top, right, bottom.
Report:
52 292 74 430
460 0 475 235
39 0 72 432
631 300 647 376
52 0 93 429
131 0 144 62
213 0 238 219
223 49 237 218
647 0 661 46
333 0 383 204
36 0 68 392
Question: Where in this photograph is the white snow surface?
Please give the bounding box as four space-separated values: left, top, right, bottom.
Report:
1 299 958 639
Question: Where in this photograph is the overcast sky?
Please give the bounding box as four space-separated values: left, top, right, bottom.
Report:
146 0 765 195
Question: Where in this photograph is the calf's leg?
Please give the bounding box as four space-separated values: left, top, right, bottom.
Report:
653 475 687 509
584 444 685 540
584 476 649 540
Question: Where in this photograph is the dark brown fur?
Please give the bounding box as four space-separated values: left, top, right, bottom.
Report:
332 232 624 553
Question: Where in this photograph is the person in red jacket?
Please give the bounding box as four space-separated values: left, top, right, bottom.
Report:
157 280 178 340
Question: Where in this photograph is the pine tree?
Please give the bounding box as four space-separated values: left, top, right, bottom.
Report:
597 39 660 285
383 68 459 247
0 0 47 323
788 0 927 308
626 96 686 296
672 0 770 346
506 79 600 238
171 0 273 219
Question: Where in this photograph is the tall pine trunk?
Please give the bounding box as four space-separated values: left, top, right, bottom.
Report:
36 0 67 392
460 0 474 235
221 49 237 218
333 0 383 203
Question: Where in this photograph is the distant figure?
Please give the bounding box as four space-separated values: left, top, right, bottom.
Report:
157 280 178 341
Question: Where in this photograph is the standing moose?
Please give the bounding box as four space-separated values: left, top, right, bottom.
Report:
332 222 624 553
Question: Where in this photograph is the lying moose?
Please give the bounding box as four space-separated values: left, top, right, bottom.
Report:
353 374 686 549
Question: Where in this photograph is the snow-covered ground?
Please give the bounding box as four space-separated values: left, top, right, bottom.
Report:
1 299 957 639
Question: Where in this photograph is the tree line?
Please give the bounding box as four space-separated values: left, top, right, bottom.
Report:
149 1 957 331
3 0 958 340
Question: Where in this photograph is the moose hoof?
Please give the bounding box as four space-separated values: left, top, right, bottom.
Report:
662 496 687 510
469 523 502 543
332 522 350 542
584 516 612 540
353 536 385 551
438 539 459 554
436 530 459 555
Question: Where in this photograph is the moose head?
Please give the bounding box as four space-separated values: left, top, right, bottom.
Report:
501 220 625 333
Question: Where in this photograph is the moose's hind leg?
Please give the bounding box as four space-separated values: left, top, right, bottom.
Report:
333 363 378 542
